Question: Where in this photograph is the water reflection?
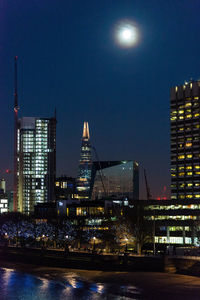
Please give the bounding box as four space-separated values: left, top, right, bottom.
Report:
0 268 140 299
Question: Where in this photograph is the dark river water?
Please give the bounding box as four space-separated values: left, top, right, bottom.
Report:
0 267 141 299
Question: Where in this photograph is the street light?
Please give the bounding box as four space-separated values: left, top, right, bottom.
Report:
125 237 128 252
93 236 96 251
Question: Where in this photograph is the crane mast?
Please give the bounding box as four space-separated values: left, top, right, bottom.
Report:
144 169 152 200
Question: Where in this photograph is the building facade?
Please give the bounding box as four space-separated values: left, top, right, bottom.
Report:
171 80 200 201
55 176 77 200
90 160 139 201
141 199 200 247
76 122 92 198
16 116 56 214
0 184 8 214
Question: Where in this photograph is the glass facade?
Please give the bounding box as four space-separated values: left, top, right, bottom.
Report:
171 80 200 200
91 161 139 201
17 117 56 214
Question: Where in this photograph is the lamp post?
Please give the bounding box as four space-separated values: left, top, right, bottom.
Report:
93 236 96 251
125 237 128 252
42 234 46 248
65 235 69 254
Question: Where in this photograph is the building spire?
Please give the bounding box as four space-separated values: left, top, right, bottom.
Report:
82 121 90 140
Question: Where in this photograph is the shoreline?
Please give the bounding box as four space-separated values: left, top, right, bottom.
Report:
1 259 200 299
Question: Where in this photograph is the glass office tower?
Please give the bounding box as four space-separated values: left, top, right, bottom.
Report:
171 80 200 200
90 161 139 201
76 122 92 198
17 116 56 213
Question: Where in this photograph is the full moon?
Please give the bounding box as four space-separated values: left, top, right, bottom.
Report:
115 22 139 48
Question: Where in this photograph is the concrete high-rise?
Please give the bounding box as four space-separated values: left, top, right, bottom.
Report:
76 122 92 198
171 80 200 200
16 116 56 213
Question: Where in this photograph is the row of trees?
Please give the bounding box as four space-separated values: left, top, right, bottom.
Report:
0 207 153 254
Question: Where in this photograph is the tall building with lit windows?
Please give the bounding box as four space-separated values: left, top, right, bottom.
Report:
16 116 56 214
171 80 200 201
76 122 92 198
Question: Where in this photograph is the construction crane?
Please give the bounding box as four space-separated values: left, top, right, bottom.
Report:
92 146 107 197
144 169 152 200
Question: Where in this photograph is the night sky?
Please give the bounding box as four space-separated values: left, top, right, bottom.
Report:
1 0 200 198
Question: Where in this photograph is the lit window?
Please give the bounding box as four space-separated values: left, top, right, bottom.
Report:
185 103 192 107
187 183 193 187
179 172 185 176
194 97 199 100
185 143 192 147
186 154 192 158
178 155 185 159
187 172 193 176
194 113 200 118
178 110 184 114
179 116 184 120
186 114 192 119
186 166 192 170
171 110 177 115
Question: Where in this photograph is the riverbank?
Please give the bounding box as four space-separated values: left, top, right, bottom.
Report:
0 245 164 272
1 260 200 299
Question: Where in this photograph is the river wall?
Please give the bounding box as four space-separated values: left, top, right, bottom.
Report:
1 246 200 276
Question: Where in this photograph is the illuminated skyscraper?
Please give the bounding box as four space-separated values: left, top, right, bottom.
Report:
76 122 92 197
171 80 200 200
16 116 56 214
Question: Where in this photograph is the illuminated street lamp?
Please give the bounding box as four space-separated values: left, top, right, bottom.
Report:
125 237 128 252
93 236 96 250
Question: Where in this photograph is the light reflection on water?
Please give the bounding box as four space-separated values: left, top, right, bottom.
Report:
0 268 141 300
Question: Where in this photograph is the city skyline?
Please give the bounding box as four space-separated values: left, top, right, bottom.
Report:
1 1 200 198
